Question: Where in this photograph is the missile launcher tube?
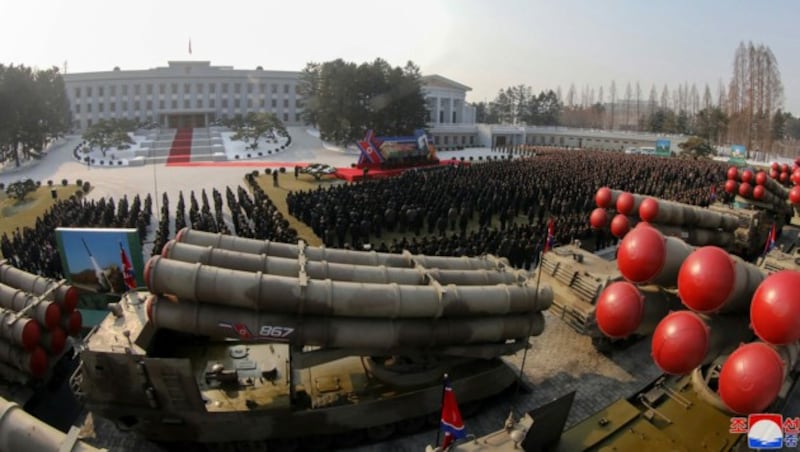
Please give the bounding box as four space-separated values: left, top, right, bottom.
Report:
161 241 522 286
617 225 694 287
147 297 544 350
174 228 502 270
0 340 46 378
145 256 553 318
0 396 105 452
755 171 790 198
0 263 77 313
654 224 735 248
639 198 739 231
0 283 62 331
0 308 40 352
678 247 765 314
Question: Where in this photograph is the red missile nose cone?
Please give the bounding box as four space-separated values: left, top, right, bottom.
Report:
595 187 613 208
610 214 630 238
780 172 789 183
589 208 608 229
48 328 67 355
596 282 644 338
651 311 709 374
754 171 766 186
750 271 800 345
616 192 635 215
724 179 738 194
727 166 739 181
741 169 754 184
752 185 765 200
781 163 789 173
21 320 41 352
617 224 666 284
66 310 83 336
44 303 62 331
678 246 734 313
62 286 78 313
719 342 784 414
29 347 48 379
771 162 779 171
161 240 175 258
738 182 752 198
790 187 800 205
770 168 779 179
792 168 800 185
638 198 659 223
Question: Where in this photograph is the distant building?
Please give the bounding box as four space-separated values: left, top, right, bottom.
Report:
63 61 685 152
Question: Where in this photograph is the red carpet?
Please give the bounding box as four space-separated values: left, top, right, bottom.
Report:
334 160 465 182
166 128 193 165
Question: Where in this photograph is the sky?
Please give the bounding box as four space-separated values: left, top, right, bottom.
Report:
3 0 800 113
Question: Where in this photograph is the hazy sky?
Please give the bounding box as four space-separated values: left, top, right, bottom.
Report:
3 0 800 113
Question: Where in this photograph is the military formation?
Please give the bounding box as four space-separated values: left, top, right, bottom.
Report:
287 148 728 267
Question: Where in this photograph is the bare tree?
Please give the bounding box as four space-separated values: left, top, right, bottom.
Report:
703 84 713 110
609 81 617 129
635 82 642 131
660 84 669 110
566 83 576 108
624 82 632 129
649 84 658 118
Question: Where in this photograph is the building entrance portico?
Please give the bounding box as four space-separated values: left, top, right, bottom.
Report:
164 113 208 129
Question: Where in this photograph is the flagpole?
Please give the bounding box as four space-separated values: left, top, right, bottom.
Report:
435 373 448 449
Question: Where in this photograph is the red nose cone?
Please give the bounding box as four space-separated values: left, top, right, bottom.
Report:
790 187 800 205
719 342 785 414
781 163 789 173
724 179 738 194
175 227 188 243
66 310 83 336
28 347 48 379
780 172 789 183
678 247 735 313
752 185 766 200
21 320 41 352
651 311 709 375
727 166 739 181
738 182 752 198
771 162 779 171
755 171 767 186
596 282 644 338
595 187 613 208
161 240 174 258
144 257 156 293
638 198 659 223
48 328 67 355
770 168 779 179
62 287 78 313
589 208 609 229
44 303 62 331
616 192 635 215
610 214 630 238
741 169 754 184
750 271 800 345
617 224 666 284
792 169 800 185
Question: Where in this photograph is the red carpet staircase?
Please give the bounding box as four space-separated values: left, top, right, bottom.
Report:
166 128 193 165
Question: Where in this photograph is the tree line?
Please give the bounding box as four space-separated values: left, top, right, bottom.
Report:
0 64 71 167
474 42 793 155
298 58 429 144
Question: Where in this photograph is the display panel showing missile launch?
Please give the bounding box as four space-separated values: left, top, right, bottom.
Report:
55 228 144 294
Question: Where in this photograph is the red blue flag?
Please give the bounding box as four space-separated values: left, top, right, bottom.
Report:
440 379 466 449
763 224 777 257
119 243 137 290
544 219 556 253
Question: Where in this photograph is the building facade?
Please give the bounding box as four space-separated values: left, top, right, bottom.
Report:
63 60 685 152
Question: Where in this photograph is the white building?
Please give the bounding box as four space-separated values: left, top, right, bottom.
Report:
63 60 685 152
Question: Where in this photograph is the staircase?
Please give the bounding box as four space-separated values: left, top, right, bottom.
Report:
167 128 193 164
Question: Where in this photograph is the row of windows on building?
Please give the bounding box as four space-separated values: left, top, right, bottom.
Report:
433 135 475 146
79 111 302 129
74 98 301 114
72 81 295 98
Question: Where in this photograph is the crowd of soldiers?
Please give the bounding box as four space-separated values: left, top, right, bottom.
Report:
152 174 298 256
1 193 152 278
287 148 728 268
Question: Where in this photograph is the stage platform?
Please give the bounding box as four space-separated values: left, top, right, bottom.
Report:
334 160 464 182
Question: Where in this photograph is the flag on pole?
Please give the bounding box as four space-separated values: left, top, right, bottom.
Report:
119 242 137 290
709 184 717 203
188 39 192 55
763 223 777 257
440 378 466 449
544 218 556 253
